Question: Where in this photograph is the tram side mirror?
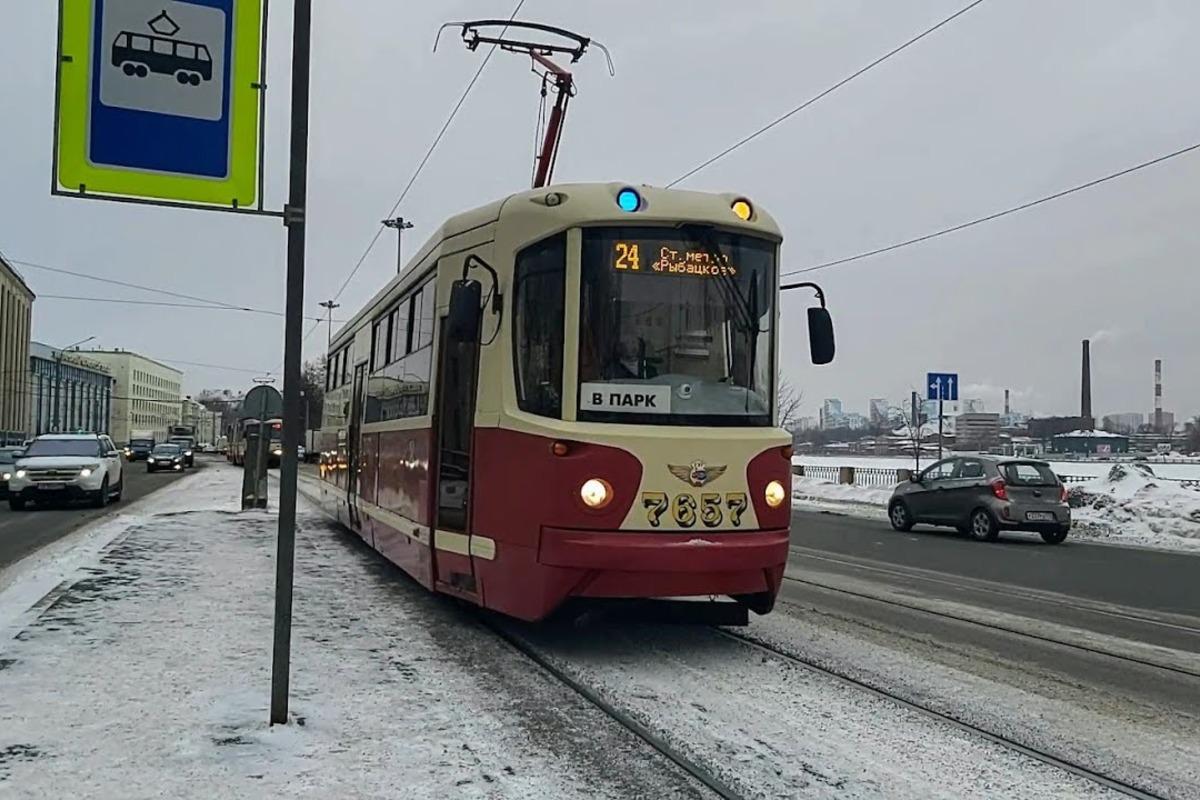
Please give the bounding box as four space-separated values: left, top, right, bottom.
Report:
807 307 835 365
447 279 483 343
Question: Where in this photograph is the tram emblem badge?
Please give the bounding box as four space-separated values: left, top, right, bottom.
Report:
668 461 727 488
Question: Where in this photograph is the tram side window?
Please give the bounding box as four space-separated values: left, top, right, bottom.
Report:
513 233 566 418
364 278 435 423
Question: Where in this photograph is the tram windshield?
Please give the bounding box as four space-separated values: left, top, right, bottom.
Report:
578 227 775 426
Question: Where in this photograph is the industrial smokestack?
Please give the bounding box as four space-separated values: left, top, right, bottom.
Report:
1081 340 1092 426
1004 389 1010 416
1155 359 1163 432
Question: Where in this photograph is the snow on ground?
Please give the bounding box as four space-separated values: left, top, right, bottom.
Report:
514 622 1126 799
794 454 1200 481
0 465 707 799
791 466 1200 552
744 602 1200 799
1068 463 1200 548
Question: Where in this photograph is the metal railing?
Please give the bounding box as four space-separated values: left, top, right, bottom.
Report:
794 464 1200 492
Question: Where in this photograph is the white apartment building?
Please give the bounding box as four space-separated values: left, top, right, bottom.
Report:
84 349 183 445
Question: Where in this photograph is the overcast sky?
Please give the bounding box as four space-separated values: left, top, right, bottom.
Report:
3 0 1197 422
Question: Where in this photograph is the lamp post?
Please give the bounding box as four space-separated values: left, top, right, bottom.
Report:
53 336 95 432
382 217 413 273
318 300 340 349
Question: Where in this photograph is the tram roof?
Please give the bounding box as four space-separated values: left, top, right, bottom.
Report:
328 182 782 350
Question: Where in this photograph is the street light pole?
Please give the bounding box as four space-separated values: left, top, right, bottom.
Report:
318 300 340 350
382 216 413 274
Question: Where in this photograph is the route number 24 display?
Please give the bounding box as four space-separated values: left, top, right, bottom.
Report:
641 491 748 528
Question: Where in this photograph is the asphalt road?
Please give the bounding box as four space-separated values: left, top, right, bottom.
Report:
789 508 1200 619
0 458 203 570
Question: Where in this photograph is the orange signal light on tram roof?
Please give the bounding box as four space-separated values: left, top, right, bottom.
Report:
731 199 752 221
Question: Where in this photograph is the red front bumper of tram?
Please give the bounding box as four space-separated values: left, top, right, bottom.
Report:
473 527 790 621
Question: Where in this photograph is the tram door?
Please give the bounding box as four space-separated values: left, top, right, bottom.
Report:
346 362 366 529
432 313 481 572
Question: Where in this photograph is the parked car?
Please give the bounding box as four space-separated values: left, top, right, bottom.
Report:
7 433 124 510
888 456 1071 544
0 447 24 497
147 443 187 473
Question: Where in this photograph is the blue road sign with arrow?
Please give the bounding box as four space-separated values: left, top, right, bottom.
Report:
927 372 959 402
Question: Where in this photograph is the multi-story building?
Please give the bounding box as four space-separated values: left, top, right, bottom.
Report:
180 397 217 445
1101 412 1143 434
820 398 843 429
868 398 889 426
27 342 115 436
955 412 1001 450
0 256 35 444
84 349 182 445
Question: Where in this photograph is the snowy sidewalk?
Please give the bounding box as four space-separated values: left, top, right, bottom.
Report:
0 465 704 799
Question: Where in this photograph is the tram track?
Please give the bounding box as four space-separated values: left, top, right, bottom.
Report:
781 572 1200 680
713 627 1171 800
478 613 746 800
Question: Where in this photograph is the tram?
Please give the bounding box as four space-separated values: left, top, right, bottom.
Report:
230 417 283 467
313 182 834 621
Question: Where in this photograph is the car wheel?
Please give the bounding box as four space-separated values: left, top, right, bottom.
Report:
93 477 109 508
122 62 137 76
135 64 148 78
111 479 123 502
968 508 998 542
9 497 26 511
1040 528 1068 545
889 500 914 532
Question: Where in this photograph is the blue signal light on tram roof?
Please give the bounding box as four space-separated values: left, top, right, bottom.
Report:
616 187 641 212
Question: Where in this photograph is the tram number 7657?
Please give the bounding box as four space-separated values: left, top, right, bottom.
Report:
641 491 748 528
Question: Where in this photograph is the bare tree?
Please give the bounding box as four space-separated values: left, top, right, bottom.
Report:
777 376 804 432
891 392 930 471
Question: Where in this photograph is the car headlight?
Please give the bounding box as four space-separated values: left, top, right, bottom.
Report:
184 450 193 457
15 469 26 479
580 478 613 509
148 457 156 463
764 480 786 508
1 472 11 481
80 468 93 477
273 449 283 456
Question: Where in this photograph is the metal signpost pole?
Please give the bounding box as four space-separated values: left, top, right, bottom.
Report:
911 390 920 474
938 384 944 462
271 0 312 727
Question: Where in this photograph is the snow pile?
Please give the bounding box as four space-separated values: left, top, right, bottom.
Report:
1068 463 1200 549
791 477 892 519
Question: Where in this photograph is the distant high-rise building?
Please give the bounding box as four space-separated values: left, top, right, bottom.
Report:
962 398 985 413
956 413 1001 449
820 398 843 430
868 398 889 426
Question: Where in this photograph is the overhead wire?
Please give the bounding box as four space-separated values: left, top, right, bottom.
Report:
329 0 527 304
36 293 337 323
666 0 987 188
11 258 336 322
781 139 1200 277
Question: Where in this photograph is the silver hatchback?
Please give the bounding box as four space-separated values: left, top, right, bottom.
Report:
888 456 1071 543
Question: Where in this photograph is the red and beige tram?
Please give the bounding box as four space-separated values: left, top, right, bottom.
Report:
314 182 833 621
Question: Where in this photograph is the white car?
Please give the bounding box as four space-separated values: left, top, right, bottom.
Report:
7 433 124 511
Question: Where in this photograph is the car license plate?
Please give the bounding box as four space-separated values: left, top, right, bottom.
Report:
1026 511 1055 521
38 482 65 490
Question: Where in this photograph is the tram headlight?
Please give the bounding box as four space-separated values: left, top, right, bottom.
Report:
764 480 786 508
580 478 613 509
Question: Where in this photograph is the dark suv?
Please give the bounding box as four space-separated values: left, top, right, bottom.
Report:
888 456 1071 543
